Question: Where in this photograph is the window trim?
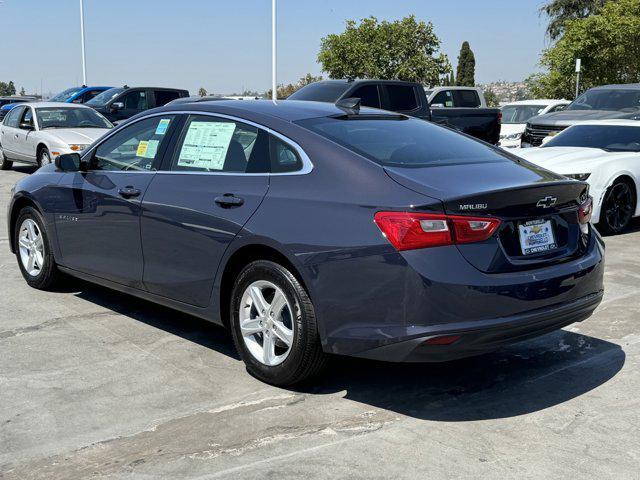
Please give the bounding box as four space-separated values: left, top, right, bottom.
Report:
380 84 422 114
81 110 313 176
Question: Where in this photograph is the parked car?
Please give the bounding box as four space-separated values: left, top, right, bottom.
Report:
85 86 189 123
0 102 113 170
424 86 488 107
288 80 502 144
0 96 39 122
521 84 640 147
516 120 640 234
48 86 114 104
6 100 603 385
166 95 232 105
499 99 570 148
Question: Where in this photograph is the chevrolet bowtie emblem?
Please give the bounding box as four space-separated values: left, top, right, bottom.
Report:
536 196 557 208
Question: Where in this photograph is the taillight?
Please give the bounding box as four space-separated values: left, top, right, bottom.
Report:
578 196 593 225
374 212 501 251
497 110 502 123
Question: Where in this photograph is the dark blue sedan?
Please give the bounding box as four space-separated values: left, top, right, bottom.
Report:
7 100 604 385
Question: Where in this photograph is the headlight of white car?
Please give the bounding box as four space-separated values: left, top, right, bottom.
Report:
68 144 89 152
564 173 591 181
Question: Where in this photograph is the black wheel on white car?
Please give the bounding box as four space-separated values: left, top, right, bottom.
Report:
0 148 12 170
14 207 63 290
37 146 51 167
230 260 328 386
599 179 636 235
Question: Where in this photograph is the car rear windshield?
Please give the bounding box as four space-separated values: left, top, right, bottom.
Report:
50 88 81 102
567 89 640 111
501 105 546 124
36 107 113 129
543 125 640 152
288 83 350 102
295 116 511 168
86 87 125 106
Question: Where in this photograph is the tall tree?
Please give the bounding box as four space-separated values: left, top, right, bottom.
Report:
483 89 499 107
19 87 26 96
449 71 456 86
198 87 208 97
455 41 475 87
529 0 640 98
540 0 607 40
318 16 451 85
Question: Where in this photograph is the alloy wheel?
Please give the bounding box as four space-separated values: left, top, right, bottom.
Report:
18 219 45 277
604 182 634 233
239 280 295 366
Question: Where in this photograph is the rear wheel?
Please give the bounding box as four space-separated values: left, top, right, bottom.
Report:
14 207 63 290
0 149 12 170
599 179 636 235
230 260 327 386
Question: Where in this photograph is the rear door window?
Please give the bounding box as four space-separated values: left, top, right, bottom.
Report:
154 90 181 107
383 85 419 111
349 85 381 109
122 90 148 110
453 90 481 108
170 115 269 173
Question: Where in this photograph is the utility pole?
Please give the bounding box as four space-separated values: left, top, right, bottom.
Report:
80 0 87 85
575 58 581 99
272 0 277 102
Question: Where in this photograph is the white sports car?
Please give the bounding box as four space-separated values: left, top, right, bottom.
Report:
0 102 113 170
516 120 640 234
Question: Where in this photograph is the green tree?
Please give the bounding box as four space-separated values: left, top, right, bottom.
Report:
540 0 607 40
530 0 640 99
484 89 499 107
198 87 208 97
455 41 475 86
318 15 451 85
449 71 456 86
266 73 323 100
19 87 26 96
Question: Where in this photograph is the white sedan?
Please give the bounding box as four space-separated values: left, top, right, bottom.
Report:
516 120 640 234
0 102 113 170
499 99 570 149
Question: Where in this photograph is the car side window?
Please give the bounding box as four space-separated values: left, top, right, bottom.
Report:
4 106 24 127
170 115 269 173
92 115 175 171
270 136 303 173
384 85 419 111
350 85 381 109
154 90 180 106
122 91 148 110
431 90 453 108
453 90 481 108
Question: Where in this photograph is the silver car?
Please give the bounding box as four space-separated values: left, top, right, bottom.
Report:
0 102 113 170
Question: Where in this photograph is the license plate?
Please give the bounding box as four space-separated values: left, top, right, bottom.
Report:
518 219 557 255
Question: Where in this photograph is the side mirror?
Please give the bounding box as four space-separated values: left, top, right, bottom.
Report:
555 105 567 111
19 122 34 131
111 102 124 112
55 153 84 172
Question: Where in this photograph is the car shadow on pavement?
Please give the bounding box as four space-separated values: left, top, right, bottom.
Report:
66 278 624 422
303 330 624 421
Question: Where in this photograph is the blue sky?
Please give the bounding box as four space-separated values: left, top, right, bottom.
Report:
2 0 550 96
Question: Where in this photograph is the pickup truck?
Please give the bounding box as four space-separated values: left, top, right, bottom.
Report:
521 84 640 147
288 80 501 144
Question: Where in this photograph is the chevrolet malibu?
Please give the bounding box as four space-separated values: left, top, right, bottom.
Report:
7 100 604 385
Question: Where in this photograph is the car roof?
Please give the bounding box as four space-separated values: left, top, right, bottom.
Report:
591 84 640 90
158 99 395 122
23 102 93 109
503 99 570 106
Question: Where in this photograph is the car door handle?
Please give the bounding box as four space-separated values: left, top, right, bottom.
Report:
118 186 141 198
215 194 244 208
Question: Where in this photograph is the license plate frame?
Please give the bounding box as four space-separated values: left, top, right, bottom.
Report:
518 219 557 255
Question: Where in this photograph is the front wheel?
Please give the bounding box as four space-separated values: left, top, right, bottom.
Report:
598 179 636 235
230 260 328 386
38 147 51 167
14 207 63 290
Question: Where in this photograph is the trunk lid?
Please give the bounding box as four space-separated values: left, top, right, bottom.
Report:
385 161 590 273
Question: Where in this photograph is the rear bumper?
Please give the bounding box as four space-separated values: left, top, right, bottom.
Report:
354 290 603 362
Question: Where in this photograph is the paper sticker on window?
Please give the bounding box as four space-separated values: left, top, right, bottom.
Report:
136 140 149 157
177 121 236 170
142 139 160 159
155 118 170 135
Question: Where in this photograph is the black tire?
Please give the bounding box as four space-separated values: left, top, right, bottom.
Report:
14 207 63 290
598 179 636 235
37 146 51 167
230 260 328 386
0 148 12 170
